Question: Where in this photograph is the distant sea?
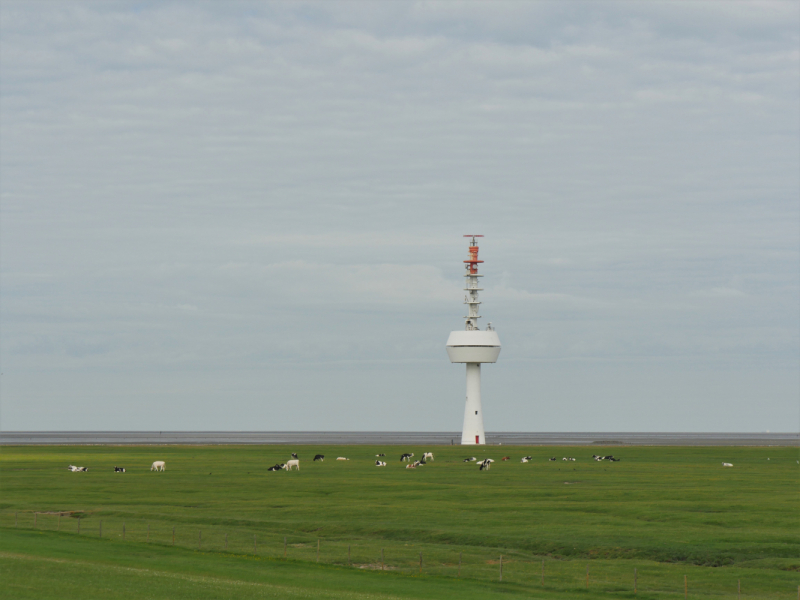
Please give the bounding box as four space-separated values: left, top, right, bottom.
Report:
1 432 797 446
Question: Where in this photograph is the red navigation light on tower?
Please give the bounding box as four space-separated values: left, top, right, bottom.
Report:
446 235 501 445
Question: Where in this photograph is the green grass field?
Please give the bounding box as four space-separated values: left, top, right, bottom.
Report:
1 444 798 599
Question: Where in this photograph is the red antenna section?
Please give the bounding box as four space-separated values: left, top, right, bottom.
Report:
463 234 484 274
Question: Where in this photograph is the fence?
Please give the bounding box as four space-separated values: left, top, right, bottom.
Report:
4 510 797 599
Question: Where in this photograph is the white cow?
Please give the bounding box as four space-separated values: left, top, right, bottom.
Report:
336 457 349 461
151 461 166 471
722 462 733 467
422 452 434 461
68 465 87 472
284 459 300 471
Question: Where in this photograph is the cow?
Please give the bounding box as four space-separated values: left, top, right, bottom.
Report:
479 458 494 471
151 461 165 471
284 459 300 471
520 456 532 463
114 466 126 473
291 453 298 459
501 456 511 461
722 462 733 467
375 453 386 457
313 454 325 462
549 457 557 461
68 465 88 472
375 460 387 467
463 457 477 462
422 452 434 461
400 453 414 462
405 462 417 469
268 464 284 471
336 457 349 461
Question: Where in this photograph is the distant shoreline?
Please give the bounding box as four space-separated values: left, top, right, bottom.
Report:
1 431 797 446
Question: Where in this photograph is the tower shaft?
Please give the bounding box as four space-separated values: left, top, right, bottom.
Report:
462 363 485 445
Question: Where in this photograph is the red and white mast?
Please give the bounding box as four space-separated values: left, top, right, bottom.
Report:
446 235 501 445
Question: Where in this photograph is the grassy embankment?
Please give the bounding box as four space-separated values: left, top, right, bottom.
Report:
1 444 798 599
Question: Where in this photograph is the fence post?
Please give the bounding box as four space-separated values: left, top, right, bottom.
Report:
15 512 18 527
199 530 202 550
58 514 61 531
147 524 150 543
419 552 422 574
123 523 126 541
254 534 257 554
738 579 740 600
34 513 37 527
586 562 589 588
316 539 319 562
381 548 384 571
225 533 228 550
78 517 81 534
283 536 287 558
99 520 102 538
172 526 175 546
635 567 637 594
684 575 687 599
348 544 351 565
459 552 462 578
541 559 544 585
499 555 503 581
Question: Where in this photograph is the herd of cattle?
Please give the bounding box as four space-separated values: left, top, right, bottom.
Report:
65 455 750 473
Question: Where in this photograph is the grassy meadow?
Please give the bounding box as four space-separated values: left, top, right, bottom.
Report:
1 444 798 599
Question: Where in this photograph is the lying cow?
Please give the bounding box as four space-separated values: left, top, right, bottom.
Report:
463 457 477 462
722 462 733 467
114 466 126 473
375 460 387 467
422 452 434 461
151 461 166 471
268 463 285 471
375 453 386 457
501 456 511 461
68 465 88 472
549 457 557 462
520 456 532 463
284 459 300 471
313 454 325 462
336 457 349 461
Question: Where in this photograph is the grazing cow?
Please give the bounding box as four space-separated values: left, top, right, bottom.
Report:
151 461 166 471
284 459 300 471
114 466 126 473
336 457 349 461
400 453 414 462
422 452 434 461
268 463 284 471
520 456 532 463
722 462 733 467
68 465 88 472
463 457 477 462
375 460 387 466
478 458 494 471
313 454 325 462
376 453 386 457
291 453 298 459
501 456 511 461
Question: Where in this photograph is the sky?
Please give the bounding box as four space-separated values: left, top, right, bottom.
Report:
1 1 798 432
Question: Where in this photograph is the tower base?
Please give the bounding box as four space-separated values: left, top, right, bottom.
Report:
461 362 485 445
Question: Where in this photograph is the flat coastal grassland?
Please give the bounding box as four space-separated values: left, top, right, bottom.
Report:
1 445 798 599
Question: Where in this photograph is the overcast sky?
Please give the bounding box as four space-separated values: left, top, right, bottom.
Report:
1 1 798 432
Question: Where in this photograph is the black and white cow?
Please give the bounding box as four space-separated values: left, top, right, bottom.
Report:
114 466 126 473
313 454 325 462
463 457 477 462
549 457 557 461
478 458 494 471
68 465 88 472
376 453 386 457
375 460 387 467
400 453 414 462
291 453 299 459
268 463 285 472
520 456 532 463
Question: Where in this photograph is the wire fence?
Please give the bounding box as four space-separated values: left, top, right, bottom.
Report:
4 510 798 599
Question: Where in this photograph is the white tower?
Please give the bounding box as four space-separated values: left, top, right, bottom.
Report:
446 235 501 445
